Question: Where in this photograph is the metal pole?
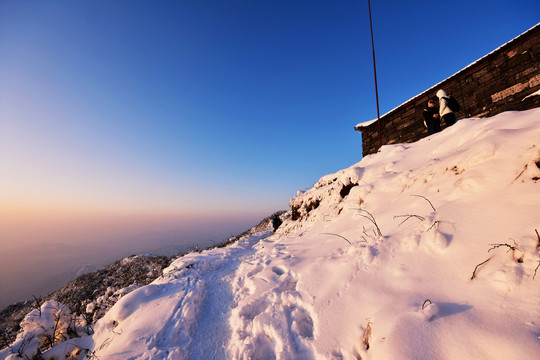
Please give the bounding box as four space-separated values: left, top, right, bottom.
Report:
368 0 382 149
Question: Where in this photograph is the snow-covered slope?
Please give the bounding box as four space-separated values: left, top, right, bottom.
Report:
3 108 540 359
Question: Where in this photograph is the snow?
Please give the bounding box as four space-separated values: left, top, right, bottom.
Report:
354 118 377 130
2 300 91 359
2 107 540 359
524 89 540 100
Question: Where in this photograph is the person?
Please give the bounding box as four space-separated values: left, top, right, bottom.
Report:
272 215 282 232
422 98 441 135
436 89 456 127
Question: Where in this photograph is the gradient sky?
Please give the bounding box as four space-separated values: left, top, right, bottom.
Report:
1 1 539 239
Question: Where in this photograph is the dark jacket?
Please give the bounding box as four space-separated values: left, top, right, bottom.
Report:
423 102 441 135
423 105 440 125
272 216 282 232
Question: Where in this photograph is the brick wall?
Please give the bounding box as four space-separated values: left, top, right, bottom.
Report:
356 23 540 157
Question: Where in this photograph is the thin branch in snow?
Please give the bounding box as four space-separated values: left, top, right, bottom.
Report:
421 299 432 310
512 164 528 182
411 194 436 211
13 335 32 358
64 345 101 360
321 233 352 245
362 226 371 238
87 349 101 360
488 243 519 253
534 262 540 280
394 214 426 226
535 229 540 251
96 336 113 352
363 320 373 350
488 242 524 263
355 209 383 237
471 258 492 280
427 220 440 232
1 330 13 350
32 295 43 317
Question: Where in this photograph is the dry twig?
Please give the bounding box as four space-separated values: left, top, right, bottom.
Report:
513 164 528 182
32 295 43 317
321 233 352 245
355 209 383 237
488 242 524 263
394 214 425 226
411 194 436 211
421 299 432 310
363 320 373 350
488 243 519 253
426 220 440 232
471 258 492 280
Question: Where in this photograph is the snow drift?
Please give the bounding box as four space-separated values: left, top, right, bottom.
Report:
2 108 540 359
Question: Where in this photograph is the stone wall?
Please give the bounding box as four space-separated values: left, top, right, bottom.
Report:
355 23 540 157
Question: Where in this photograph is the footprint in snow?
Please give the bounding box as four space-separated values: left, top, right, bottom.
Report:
229 263 318 358
272 266 286 276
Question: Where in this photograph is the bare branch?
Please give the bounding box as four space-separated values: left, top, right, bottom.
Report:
534 262 540 280
536 229 540 251
320 233 352 245
363 320 373 351
96 336 113 352
488 243 519 253
394 214 425 226
471 258 491 280
512 164 528 182
411 194 436 211
426 220 440 232
2 330 13 349
13 335 33 358
421 299 432 310
488 242 524 262
355 209 383 237
32 295 43 317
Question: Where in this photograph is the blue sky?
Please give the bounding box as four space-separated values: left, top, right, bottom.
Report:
1 0 539 228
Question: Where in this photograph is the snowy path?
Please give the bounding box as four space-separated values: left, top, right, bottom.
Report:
188 256 236 359
181 229 319 359
89 229 276 359
90 225 322 359
228 236 319 359
188 232 272 358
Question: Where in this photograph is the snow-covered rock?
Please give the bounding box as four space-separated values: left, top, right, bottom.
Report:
0 255 171 358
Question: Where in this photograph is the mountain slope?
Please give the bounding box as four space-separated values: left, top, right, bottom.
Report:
3 108 540 359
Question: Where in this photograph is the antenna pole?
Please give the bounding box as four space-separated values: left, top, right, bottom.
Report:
368 0 382 148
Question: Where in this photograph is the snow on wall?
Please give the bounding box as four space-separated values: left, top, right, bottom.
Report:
356 23 540 157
